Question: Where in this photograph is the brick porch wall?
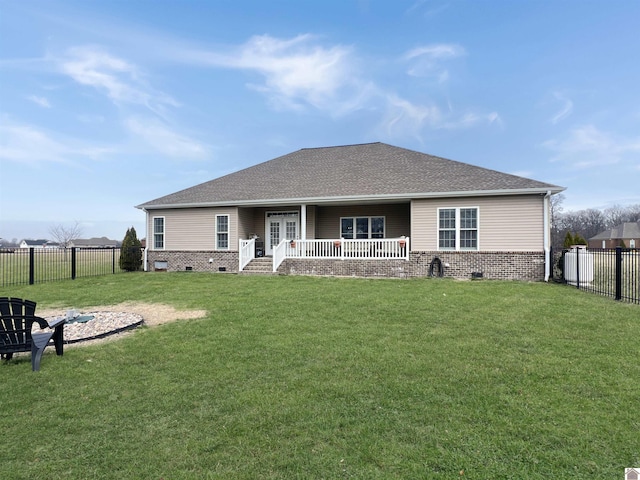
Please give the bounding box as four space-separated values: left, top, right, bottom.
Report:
281 251 546 281
146 250 238 273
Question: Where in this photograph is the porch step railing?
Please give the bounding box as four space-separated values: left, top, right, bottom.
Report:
239 238 256 271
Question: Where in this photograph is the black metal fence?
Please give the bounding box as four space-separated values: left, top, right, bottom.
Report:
0 247 141 287
552 247 639 304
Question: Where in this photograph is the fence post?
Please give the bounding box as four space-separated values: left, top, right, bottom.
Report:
29 248 35 285
615 246 622 301
71 247 76 280
575 247 580 289
112 248 116 274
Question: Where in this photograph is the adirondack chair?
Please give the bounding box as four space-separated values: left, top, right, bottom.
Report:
0 297 65 371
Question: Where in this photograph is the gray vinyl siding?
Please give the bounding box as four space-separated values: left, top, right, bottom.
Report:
237 207 254 242
411 195 544 251
305 205 316 239
147 207 239 251
315 204 410 239
241 207 269 239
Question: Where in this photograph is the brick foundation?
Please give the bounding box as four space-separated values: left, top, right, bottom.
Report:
281 251 546 281
146 250 547 281
146 250 238 273
407 251 545 281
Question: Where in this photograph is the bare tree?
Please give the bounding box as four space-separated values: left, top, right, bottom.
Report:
578 208 607 241
554 208 605 247
603 204 628 229
49 221 83 249
604 203 640 226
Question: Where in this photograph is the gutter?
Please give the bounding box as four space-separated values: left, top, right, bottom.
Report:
141 207 148 272
137 187 566 211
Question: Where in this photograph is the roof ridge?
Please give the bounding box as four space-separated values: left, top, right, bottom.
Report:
299 142 382 151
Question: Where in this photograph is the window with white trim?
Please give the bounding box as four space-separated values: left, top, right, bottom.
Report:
438 207 478 251
153 217 165 249
216 215 229 250
340 216 385 239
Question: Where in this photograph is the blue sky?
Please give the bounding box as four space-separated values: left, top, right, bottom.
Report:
1 0 639 242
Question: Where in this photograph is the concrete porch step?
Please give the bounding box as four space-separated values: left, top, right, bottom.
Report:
240 257 276 275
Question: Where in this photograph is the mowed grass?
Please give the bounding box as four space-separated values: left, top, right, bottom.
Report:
1 273 639 479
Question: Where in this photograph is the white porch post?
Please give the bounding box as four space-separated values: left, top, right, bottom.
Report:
300 204 307 240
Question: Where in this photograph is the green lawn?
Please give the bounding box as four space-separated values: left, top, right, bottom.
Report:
2 273 639 479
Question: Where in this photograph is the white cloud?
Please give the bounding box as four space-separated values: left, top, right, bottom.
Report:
59 45 179 116
27 95 51 108
124 116 209 159
379 94 500 138
441 111 502 129
550 91 573 124
172 34 498 139
0 119 112 165
406 0 450 17
543 124 640 168
382 94 442 137
404 44 465 61
179 34 358 112
402 43 465 80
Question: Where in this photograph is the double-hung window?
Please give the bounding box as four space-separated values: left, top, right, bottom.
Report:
340 217 385 239
438 207 478 250
216 215 229 250
153 217 165 249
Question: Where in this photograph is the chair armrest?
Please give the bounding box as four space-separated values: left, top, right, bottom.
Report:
47 317 66 329
31 316 51 330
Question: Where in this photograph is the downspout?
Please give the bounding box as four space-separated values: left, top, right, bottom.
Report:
142 208 149 272
543 190 551 282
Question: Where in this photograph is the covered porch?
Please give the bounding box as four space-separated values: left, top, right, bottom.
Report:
238 201 409 248
237 202 411 272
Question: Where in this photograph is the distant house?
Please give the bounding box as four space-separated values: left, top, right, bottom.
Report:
589 222 640 249
19 239 59 249
136 142 565 280
69 237 120 248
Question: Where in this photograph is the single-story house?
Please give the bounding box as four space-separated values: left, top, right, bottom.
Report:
136 142 565 280
588 222 640 249
69 237 120 248
19 239 59 249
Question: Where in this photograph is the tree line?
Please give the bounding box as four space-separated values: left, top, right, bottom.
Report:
551 195 640 249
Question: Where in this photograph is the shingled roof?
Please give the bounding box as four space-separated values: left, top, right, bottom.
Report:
137 142 564 209
590 222 640 240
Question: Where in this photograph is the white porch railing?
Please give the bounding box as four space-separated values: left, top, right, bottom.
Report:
239 238 255 271
273 237 410 272
242 237 411 272
273 239 288 272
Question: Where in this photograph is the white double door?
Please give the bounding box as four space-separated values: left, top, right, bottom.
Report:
266 212 299 256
